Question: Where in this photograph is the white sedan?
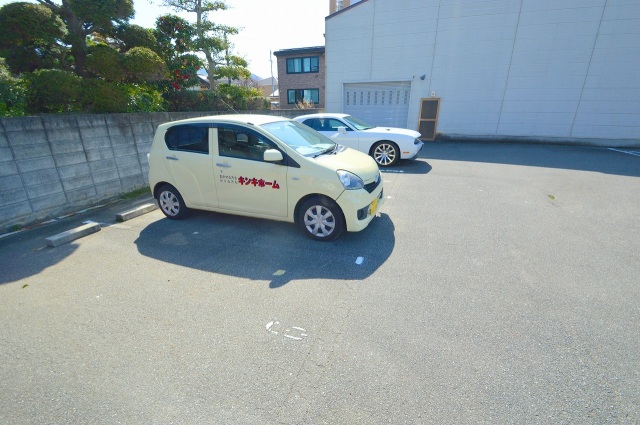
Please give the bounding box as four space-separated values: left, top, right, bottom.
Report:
293 113 424 167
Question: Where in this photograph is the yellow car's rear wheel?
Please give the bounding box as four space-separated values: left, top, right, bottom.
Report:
158 185 188 219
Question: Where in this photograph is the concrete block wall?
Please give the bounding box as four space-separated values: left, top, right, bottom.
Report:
0 109 321 234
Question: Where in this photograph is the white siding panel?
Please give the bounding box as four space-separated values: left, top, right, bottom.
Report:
572 125 640 139
516 20 601 38
437 24 517 41
508 61 590 78
431 76 509 92
521 0 606 12
510 48 593 65
603 4 640 19
514 35 597 52
598 18 640 35
431 87 507 102
585 74 640 89
595 33 640 50
519 7 605 25
590 47 640 63
499 112 576 125
577 100 640 115
506 76 586 90
504 88 584 102
579 88 640 102
574 113 640 127
572 2 640 138
498 123 574 136
376 0 439 13
439 0 521 19
501 100 580 114
443 100 504 114
438 13 519 31
440 119 502 136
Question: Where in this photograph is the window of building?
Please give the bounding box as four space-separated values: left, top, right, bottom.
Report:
286 56 319 74
288 89 320 105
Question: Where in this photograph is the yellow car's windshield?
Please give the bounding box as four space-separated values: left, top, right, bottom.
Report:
262 120 335 157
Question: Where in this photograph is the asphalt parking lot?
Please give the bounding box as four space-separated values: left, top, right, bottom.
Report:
1 142 639 424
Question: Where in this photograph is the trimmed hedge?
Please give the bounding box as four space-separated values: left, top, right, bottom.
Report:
2 70 266 116
164 85 269 112
0 73 26 117
26 69 81 113
81 79 129 113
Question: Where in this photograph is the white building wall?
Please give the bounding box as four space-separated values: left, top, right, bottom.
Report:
571 0 640 139
432 0 522 135
325 0 376 114
325 0 640 142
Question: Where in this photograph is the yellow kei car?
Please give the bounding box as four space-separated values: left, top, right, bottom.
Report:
148 115 384 241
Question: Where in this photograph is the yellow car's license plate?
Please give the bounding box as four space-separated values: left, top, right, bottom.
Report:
368 197 378 216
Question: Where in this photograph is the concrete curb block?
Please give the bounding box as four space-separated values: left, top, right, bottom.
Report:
45 222 101 247
116 203 158 222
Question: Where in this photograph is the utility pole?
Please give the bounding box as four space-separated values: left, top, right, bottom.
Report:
270 50 275 95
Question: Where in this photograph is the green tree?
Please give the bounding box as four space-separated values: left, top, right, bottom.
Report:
0 2 68 74
0 58 26 116
126 84 166 112
160 0 248 90
112 23 158 52
154 14 201 90
85 43 126 81
86 43 167 83
123 47 168 83
216 43 250 84
26 69 81 113
80 78 128 113
36 0 134 76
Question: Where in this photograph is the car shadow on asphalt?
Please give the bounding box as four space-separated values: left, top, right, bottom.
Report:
134 211 395 288
0 235 80 286
421 142 640 177
380 158 431 175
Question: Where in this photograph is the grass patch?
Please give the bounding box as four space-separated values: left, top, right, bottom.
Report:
120 187 150 200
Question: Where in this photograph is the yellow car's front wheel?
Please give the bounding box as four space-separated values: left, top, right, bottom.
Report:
300 197 345 241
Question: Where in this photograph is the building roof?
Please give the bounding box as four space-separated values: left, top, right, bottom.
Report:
326 0 368 19
273 46 325 56
256 77 277 87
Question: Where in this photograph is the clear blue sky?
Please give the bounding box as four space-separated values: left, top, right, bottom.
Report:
0 0 329 79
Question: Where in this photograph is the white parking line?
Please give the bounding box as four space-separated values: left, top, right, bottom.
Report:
608 148 640 157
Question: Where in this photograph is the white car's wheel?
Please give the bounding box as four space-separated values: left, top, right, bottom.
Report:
299 197 345 241
371 141 399 167
157 185 188 219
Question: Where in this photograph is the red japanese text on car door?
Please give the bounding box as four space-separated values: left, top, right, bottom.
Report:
214 126 288 218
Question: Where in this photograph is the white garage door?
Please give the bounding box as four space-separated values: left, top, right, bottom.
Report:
343 81 412 128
